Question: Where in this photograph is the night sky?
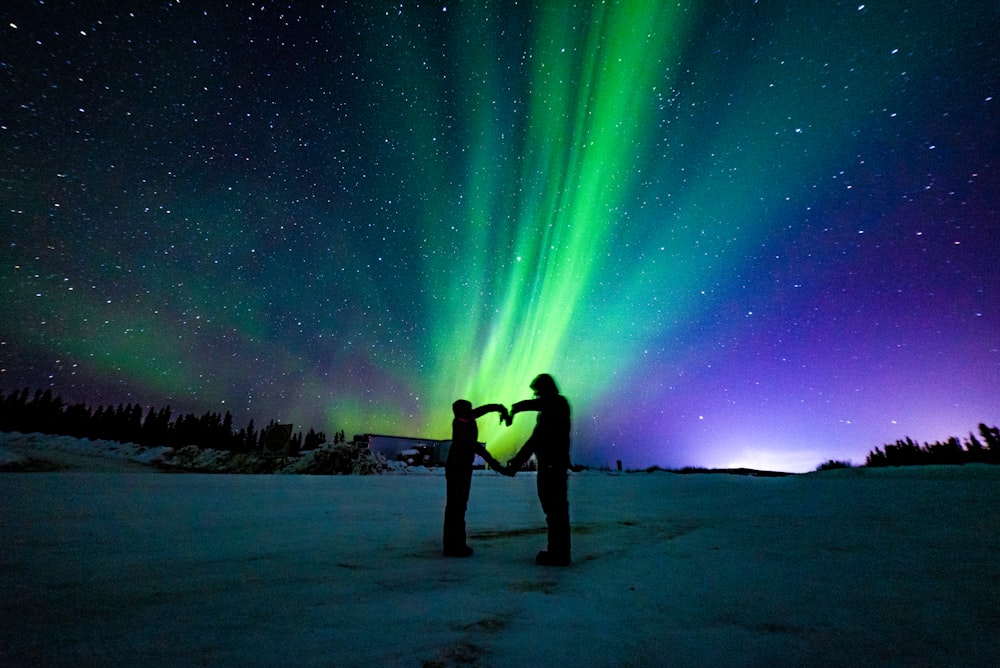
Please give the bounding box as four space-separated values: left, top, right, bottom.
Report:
3 1 998 472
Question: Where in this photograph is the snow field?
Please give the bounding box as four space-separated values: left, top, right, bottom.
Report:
2 467 999 666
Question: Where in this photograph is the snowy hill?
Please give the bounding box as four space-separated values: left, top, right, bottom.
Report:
0 431 406 475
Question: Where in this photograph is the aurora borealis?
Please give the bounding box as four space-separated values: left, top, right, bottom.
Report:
3 1 998 471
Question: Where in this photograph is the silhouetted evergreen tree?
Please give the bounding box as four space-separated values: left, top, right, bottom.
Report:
304 428 326 450
980 423 1000 462
142 406 172 446
867 424 1000 467
222 411 235 449
965 433 985 463
2 386 341 461
29 389 64 435
241 419 257 453
927 436 963 465
865 446 887 467
121 403 143 444
63 402 92 439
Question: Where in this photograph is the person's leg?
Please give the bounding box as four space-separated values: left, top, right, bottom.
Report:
443 469 473 555
537 468 570 564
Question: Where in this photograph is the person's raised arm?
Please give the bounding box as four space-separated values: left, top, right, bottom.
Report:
472 403 506 421
508 397 542 424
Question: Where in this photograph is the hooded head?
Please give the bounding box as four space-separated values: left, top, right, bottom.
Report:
530 373 559 397
452 399 473 418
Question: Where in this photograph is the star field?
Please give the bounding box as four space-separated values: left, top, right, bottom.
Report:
2 1 998 471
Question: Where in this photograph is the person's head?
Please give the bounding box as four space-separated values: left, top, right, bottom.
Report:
452 399 473 418
530 373 559 397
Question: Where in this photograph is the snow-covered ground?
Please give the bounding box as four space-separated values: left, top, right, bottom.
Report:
2 434 999 667
0 432 402 475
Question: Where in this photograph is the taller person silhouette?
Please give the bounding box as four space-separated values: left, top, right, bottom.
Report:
506 374 572 566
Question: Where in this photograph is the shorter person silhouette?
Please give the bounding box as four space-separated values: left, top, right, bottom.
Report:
443 399 512 557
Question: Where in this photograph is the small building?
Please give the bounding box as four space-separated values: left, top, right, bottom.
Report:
353 433 490 468
354 434 448 466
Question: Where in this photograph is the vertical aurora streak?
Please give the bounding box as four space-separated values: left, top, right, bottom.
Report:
448 2 694 456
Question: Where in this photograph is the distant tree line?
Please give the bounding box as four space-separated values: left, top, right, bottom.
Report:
865 423 1000 467
0 387 346 454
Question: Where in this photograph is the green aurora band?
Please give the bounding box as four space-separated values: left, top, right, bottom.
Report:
427 2 695 456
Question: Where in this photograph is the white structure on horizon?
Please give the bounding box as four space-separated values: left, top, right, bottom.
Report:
354 433 489 467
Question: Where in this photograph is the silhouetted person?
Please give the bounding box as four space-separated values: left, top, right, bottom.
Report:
506 374 572 566
443 399 511 557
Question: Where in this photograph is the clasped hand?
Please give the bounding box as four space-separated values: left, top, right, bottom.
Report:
498 405 514 427
491 406 516 477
